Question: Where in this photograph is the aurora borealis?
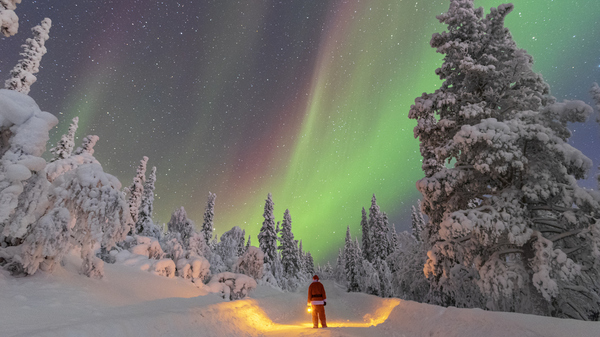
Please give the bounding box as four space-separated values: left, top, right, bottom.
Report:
1 0 599 263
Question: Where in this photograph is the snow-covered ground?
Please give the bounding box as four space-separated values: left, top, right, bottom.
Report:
1 255 598 337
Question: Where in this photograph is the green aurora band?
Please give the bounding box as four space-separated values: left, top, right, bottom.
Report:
35 0 600 263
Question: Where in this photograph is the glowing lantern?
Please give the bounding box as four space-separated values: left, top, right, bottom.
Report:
307 304 312 313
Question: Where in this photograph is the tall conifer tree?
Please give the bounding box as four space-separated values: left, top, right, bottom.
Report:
258 193 278 267
278 209 300 278
410 0 600 318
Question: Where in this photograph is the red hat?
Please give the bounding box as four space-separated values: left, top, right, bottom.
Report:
313 275 319 280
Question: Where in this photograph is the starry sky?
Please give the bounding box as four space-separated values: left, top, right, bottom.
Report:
1 0 599 263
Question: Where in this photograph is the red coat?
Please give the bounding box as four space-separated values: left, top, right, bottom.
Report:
308 280 326 305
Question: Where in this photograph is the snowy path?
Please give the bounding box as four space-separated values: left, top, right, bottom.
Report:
2 261 599 337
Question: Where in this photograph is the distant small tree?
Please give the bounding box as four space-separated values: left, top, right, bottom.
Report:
297 239 305 274
305 251 315 275
366 195 381 262
390 225 399 251
360 207 371 262
167 206 195 244
50 117 78 162
127 156 148 232
344 226 361 292
334 248 346 284
410 200 426 242
201 192 216 244
258 193 278 267
370 209 392 262
137 166 160 238
244 236 252 253
278 209 300 279
323 262 334 280
5 18 51 94
216 226 245 270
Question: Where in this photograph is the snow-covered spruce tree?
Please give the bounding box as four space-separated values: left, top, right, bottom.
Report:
591 83 600 187
366 197 394 297
216 226 245 271
258 193 280 282
297 239 305 274
324 262 334 279
374 258 393 298
315 262 333 280
207 247 227 275
44 134 99 184
21 162 130 278
49 117 78 162
244 236 251 253
137 166 160 238
161 233 185 262
300 241 315 277
0 0 21 37
343 226 361 292
187 231 211 258
305 251 315 275
387 231 430 302
0 90 57 244
234 245 264 280
272 250 283 283
201 192 216 245
371 211 392 261
409 0 600 318
166 206 195 244
360 206 371 262
45 135 131 277
334 248 346 285
360 256 380 296
237 230 246 256
390 225 399 250
410 200 426 242
5 18 51 94
367 194 393 262
278 209 301 287
591 83 600 122
72 135 98 156
127 156 147 232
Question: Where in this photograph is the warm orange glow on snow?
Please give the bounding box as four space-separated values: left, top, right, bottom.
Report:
327 298 401 328
231 298 401 333
234 300 307 332
299 298 402 328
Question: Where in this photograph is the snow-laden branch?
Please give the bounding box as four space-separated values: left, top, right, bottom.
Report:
0 0 20 37
5 17 51 94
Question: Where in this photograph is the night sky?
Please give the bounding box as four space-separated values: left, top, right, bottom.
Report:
1 0 599 263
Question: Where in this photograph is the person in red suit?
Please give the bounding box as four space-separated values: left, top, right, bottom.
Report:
307 274 327 328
